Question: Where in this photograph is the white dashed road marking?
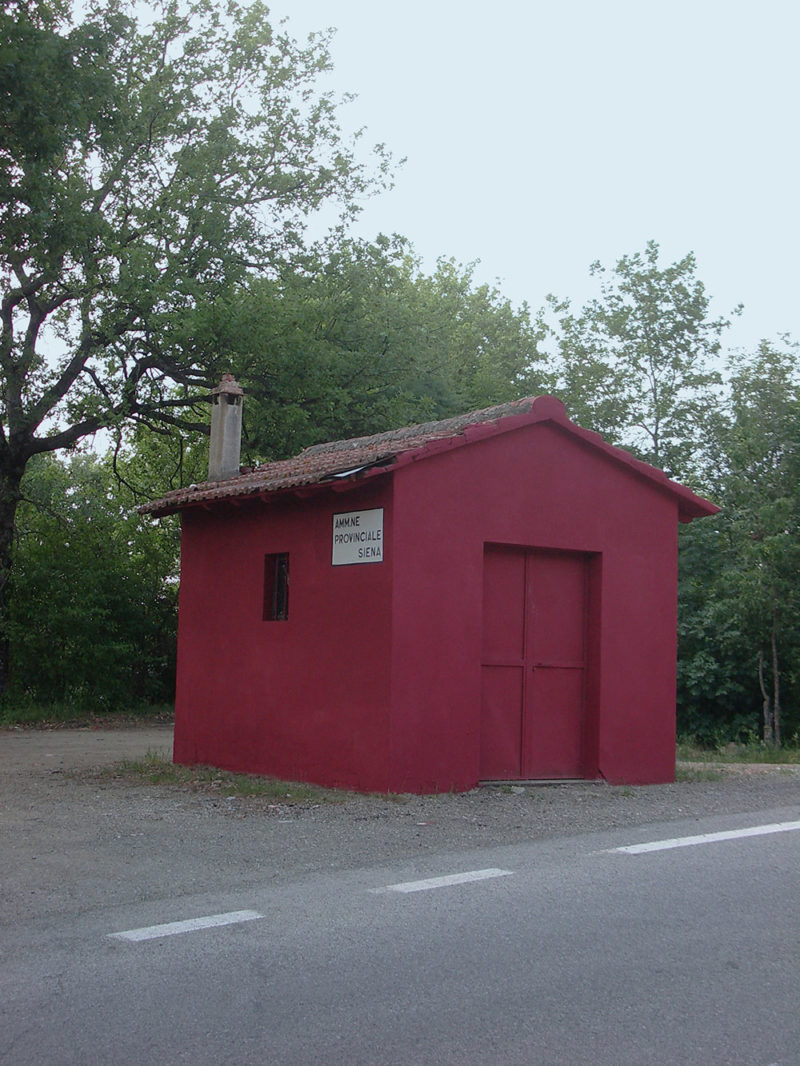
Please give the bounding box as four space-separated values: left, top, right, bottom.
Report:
376 868 513 893
109 909 263 942
109 821 799 941
611 820 800 855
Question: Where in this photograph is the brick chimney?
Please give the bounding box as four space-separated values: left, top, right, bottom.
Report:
208 375 244 482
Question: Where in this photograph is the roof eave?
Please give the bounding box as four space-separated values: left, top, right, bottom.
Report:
139 459 396 518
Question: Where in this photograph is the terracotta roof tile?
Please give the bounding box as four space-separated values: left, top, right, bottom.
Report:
139 394 719 521
139 397 539 517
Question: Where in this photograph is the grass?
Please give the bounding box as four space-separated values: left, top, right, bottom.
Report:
676 739 800 765
0 701 174 729
674 765 725 783
100 749 345 804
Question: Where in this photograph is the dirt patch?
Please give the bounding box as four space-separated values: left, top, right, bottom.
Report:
2 724 797 828
0 723 173 777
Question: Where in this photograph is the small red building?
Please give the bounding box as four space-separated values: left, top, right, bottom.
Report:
143 391 717 793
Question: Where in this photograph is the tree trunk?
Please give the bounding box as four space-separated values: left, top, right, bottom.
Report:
771 614 781 749
0 456 26 695
758 648 773 746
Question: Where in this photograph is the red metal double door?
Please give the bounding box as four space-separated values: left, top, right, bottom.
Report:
480 546 589 780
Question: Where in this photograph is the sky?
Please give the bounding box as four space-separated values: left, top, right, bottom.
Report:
269 0 800 356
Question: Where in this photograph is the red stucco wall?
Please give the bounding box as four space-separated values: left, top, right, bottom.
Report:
173 480 394 790
387 422 678 790
173 416 684 792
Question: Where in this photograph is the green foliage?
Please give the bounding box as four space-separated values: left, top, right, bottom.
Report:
677 341 800 745
676 522 758 744
4 451 178 707
201 236 550 460
1 0 392 452
0 0 394 688
0 700 172 725
549 240 730 480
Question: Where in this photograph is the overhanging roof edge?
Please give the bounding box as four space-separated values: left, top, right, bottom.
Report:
139 394 718 521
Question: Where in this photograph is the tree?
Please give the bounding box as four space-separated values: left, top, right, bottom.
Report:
0 0 392 689
549 241 732 480
712 343 800 745
677 341 800 745
6 450 179 707
676 517 757 744
198 236 551 461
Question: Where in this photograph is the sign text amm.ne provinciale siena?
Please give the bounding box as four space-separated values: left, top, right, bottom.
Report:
331 508 384 565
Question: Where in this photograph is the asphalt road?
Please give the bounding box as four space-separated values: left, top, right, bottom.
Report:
2 727 799 1065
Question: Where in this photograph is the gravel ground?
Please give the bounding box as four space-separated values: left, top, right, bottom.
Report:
2 724 799 924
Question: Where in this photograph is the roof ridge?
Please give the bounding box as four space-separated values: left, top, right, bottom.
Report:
297 396 537 459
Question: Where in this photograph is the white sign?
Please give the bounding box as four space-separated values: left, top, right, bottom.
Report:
332 508 384 566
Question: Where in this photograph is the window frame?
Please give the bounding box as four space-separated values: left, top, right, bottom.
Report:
263 552 290 621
